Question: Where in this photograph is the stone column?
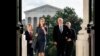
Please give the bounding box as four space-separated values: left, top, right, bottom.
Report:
76 0 89 56
22 33 27 56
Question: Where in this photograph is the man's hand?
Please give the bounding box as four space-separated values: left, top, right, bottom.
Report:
67 38 72 41
65 37 68 39
54 42 57 45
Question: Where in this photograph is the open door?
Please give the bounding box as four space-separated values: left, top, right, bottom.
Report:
88 0 95 56
16 0 23 56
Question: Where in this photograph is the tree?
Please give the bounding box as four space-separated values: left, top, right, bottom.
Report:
41 7 83 56
53 7 83 34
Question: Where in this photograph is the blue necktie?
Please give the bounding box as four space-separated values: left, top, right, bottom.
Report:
59 26 63 33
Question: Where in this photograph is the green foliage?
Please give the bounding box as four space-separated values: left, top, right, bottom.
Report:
54 7 83 34
42 6 83 56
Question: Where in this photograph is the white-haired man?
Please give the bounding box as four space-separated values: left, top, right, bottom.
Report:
65 22 76 56
53 17 69 56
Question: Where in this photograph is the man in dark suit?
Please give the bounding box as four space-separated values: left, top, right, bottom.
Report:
53 17 69 56
65 22 76 56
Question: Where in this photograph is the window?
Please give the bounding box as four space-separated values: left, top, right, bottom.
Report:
33 17 37 31
28 17 31 23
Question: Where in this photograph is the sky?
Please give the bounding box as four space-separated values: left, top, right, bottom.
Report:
22 0 83 19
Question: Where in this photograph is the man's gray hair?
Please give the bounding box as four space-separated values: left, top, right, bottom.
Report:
66 22 71 25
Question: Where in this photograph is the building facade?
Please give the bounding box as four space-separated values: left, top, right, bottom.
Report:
24 4 62 31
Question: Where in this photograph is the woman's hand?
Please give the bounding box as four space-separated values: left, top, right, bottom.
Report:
29 40 32 43
35 33 38 37
42 27 45 30
42 27 47 35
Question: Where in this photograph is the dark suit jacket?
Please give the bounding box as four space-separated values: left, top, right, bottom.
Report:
67 28 76 42
24 30 32 42
53 25 69 46
36 27 47 42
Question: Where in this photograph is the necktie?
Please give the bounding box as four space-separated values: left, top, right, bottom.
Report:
60 26 63 33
